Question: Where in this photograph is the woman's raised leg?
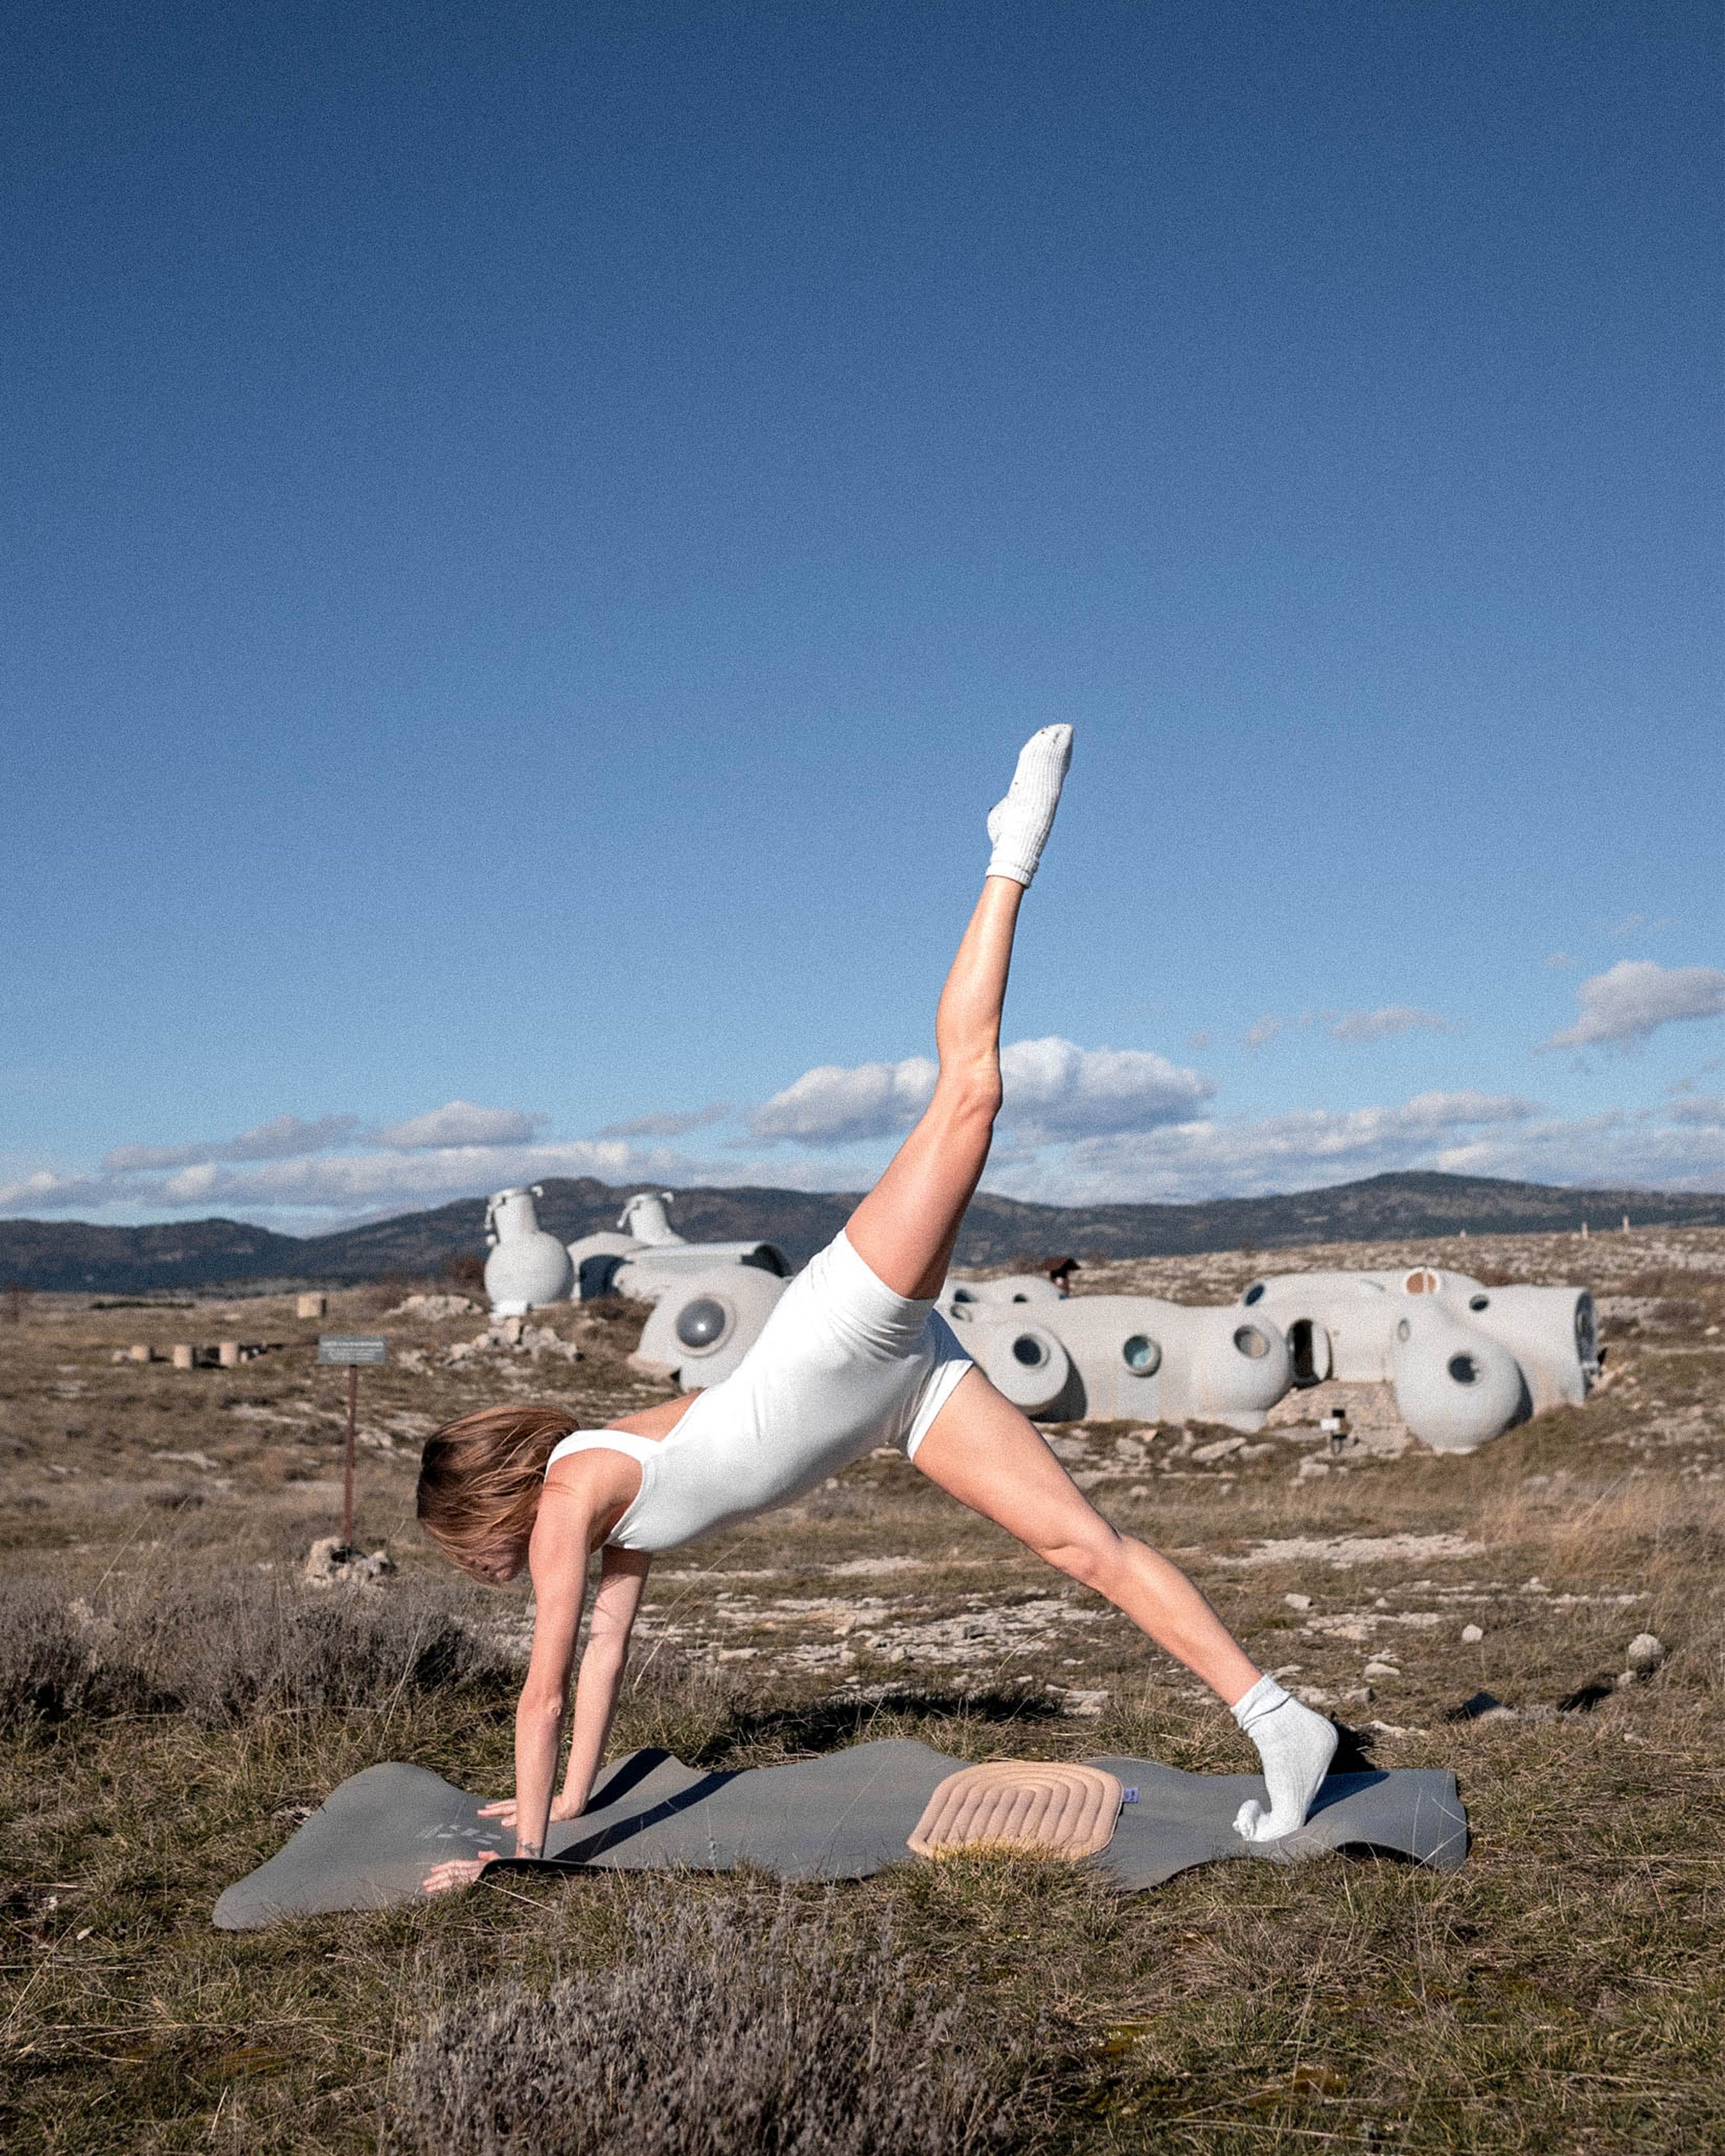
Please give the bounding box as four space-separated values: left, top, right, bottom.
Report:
845 725 1073 1300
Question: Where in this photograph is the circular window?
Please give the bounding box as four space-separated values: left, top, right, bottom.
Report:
1232 1326 1269 1359
1011 1292 1029 1304
1447 1352 1479 1386
1122 1334 1162 1375
1010 1333 1046 1368
1243 1281 1266 1306
1468 1293 1491 1312
1396 1317 1411 1342
675 1297 729 1350
952 1287 976 1304
1405 1269 1438 1295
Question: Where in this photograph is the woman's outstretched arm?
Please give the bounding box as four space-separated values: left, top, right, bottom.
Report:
557 1547 650 1812
420 1470 597 1893
478 1546 650 1833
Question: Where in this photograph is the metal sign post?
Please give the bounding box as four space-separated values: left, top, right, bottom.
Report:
317 1334 387 1550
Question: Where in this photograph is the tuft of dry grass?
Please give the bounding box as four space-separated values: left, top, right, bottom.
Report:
388 1884 1053 2156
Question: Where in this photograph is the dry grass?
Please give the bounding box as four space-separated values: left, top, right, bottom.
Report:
3 1233 1724 2151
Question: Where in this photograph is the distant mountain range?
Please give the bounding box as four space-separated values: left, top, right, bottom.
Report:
4 1171 1724 1295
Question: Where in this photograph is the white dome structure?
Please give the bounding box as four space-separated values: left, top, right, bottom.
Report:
970 1319 1072 1417
628 1265 789 1391
945 1293 1292 1430
1388 1299 1526 1452
1236 1265 1597 1449
568 1190 789 1304
483 1186 575 1315
939 1273 1064 1317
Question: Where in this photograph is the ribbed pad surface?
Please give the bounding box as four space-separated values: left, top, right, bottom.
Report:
907 1761 1123 1861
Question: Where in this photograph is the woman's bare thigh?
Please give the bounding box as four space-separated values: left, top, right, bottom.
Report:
909 1365 1113 1562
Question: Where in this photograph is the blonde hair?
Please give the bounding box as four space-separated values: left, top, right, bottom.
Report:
416 1403 576 1579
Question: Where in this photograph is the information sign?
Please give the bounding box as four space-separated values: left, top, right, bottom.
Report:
317 1335 388 1366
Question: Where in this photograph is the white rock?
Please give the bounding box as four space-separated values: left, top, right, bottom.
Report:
303 1537 396 1589
1284 1593 1313 1610
1460 1623 1483 1643
1625 1632 1666 1673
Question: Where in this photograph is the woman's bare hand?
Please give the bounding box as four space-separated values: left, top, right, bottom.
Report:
477 1794 585 1831
421 1850 501 1895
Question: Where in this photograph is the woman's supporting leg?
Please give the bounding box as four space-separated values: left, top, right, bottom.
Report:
914 1370 1261 1698
913 1370 1338 1839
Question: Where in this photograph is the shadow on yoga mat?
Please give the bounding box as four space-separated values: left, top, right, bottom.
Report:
214 1738 1467 1929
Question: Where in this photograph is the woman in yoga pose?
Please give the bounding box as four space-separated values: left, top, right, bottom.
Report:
418 729 1335 1893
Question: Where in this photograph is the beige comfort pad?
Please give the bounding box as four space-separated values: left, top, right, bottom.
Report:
907 1761 1123 1861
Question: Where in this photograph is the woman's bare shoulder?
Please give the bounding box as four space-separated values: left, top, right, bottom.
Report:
604 1393 700 1442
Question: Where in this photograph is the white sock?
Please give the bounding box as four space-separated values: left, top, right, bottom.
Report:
986 725 1074 887
1230 1674 1338 1843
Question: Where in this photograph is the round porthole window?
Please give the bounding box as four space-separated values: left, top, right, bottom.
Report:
1011 1333 1046 1368
1011 1292 1029 1303
1232 1325 1269 1359
1468 1293 1491 1311
1243 1281 1266 1306
1405 1269 1438 1295
1123 1334 1162 1375
1447 1352 1479 1386
1396 1317 1411 1342
952 1287 976 1304
675 1297 729 1350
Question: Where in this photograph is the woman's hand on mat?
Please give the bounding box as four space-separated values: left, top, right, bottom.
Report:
420 1850 501 1895
477 1794 585 1830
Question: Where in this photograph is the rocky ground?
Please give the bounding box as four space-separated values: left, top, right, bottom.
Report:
2 1227 1722 2152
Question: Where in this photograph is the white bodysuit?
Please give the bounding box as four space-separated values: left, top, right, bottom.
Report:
545 1232 974 1553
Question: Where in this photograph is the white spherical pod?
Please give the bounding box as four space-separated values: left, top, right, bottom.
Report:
940 1274 1063 1320
1440 1285 1597 1412
1185 1306 1293 1428
1390 1303 1526 1451
484 1186 576 1315
629 1265 788 1389
972 1320 1073 1416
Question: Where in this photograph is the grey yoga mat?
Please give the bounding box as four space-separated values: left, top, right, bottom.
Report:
214 1738 1466 1929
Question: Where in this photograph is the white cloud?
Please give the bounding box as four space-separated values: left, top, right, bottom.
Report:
0 1169 121 1212
376 1102 545 1150
999 1037 1212 1140
102 1113 359 1172
1544 952 1576 969
1328 1005 1450 1043
148 1137 726 1217
985 1090 1538 1205
1243 1015 1284 1052
749 1038 1212 1149
751 1057 939 1145
1609 912 1675 938
596 1102 733 1139
1186 1029 1213 1051
1542 960 1725 1051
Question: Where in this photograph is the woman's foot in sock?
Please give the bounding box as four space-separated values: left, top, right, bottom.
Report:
1229 1676 1338 1843
986 724 1073 886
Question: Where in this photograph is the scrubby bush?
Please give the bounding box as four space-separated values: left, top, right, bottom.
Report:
388 1888 1050 2156
0 1572 514 1730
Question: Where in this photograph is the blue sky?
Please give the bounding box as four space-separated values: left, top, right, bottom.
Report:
5 1 1722 1231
